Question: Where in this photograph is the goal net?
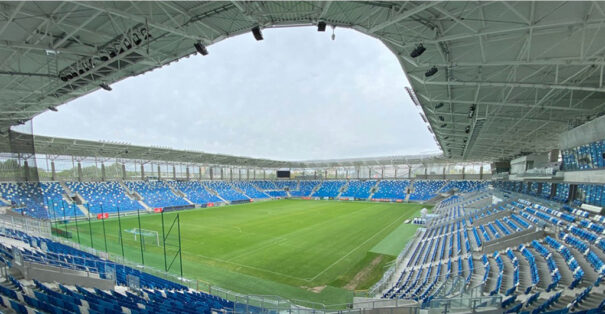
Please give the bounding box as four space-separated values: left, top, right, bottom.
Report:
124 228 160 247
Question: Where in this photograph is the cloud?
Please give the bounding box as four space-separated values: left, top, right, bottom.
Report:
33 27 439 161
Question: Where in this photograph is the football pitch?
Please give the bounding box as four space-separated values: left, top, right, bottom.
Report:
62 199 425 305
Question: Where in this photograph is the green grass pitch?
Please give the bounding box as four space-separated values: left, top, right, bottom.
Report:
62 199 425 305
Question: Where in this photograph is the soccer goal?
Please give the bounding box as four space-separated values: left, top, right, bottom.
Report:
124 228 160 247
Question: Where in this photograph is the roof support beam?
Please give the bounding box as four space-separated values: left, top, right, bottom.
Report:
368 2 439 33
426 98 593 113
422 18 605 45
410 75 605 93
75 1 205 41
0 2 25 38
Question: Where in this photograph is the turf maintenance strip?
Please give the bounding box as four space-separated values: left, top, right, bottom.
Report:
306 209 410 282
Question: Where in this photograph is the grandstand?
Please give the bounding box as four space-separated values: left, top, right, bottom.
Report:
0 1 605 313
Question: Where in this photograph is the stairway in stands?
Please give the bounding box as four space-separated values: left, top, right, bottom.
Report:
58 182 89 217
228 182 251 200
119 182 152 212
336 181 349 199
203 183 228 203
309 181 322 197
367 180 381 200
167 183 194 205
405 180 414 202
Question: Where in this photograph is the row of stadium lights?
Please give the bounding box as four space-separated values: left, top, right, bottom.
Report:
193 22 335 56
410 44 439 78
43 23 323 117
45 24 435 115
406 43 448 155
411 44 478 157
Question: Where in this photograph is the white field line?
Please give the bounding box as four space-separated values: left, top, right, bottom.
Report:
306 211 409 282
188 251 309 282
225 237 288 262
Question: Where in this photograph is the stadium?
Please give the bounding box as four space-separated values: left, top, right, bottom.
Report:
0 1 605 313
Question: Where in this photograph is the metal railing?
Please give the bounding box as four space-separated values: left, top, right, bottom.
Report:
0 214 51 237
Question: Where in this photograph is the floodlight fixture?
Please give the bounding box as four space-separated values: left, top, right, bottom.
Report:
194 42 208 55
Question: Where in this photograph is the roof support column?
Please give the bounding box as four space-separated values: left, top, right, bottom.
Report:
186 166 190 181
140 164 144 181
157 164 161 180
122 163 126 181
77 162 83 182
101 163 106 181
173 165 176 180
51 160 56 181
24 160 30 182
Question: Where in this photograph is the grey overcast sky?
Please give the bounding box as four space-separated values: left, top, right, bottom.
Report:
32 26 439 161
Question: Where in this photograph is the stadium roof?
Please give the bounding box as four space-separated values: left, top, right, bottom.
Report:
1 1 604 161
1 131 446 168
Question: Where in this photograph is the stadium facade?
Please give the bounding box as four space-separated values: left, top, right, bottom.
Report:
0 1 604 313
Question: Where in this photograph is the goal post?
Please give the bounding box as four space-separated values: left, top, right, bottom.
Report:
124 228 160 247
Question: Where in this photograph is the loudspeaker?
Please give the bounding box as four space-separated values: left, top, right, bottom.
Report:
317 21 327 32
252 26 263 41
194 42 208 55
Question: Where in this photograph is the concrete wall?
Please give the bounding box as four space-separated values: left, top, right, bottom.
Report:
14 261 115 290
560 115 605 149
563 169 605 184
483 228 544 253
472 210 512 226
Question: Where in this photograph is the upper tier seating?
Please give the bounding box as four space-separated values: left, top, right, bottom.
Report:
230 181 269 199
273 180 298 190
125 181 189 208
372 180 409 200
168 181 223 204
439 180 488 194
340 180 376 199
250 180 277 190
250 180 293 198
205 181 248 202
289 181 319 197
408 180 446 201
0 182 79 219
313 180 345 198
67 181 142 214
